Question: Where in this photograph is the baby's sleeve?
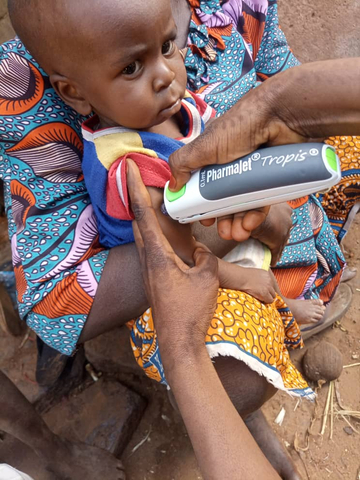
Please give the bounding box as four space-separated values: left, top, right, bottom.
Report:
186 91 216 124
106 153 171 221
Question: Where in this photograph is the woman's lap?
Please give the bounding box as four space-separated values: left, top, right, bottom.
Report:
129 289 315 399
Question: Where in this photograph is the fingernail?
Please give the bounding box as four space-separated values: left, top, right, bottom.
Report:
169 175 177 191
126 159 134 179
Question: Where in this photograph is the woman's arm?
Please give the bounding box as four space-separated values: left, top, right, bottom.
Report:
126 159 281 480
165 348 280 480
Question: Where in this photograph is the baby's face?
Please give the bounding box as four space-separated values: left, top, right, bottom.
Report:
67 0 187 130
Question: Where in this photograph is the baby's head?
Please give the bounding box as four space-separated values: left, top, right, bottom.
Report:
9 0 187 130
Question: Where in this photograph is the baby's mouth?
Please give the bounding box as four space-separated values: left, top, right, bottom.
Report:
160 98 181 115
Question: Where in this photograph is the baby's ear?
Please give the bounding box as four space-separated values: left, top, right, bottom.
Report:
50 74 92 116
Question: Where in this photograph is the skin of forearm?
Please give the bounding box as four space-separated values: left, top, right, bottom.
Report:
217 258 251 289
267 58 360 139
163 347 280 480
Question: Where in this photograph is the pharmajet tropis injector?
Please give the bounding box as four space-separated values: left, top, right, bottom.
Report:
163 143 340 223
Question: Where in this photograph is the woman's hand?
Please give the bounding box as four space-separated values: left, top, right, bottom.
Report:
218 259 277 304
126 159 219 357
168 80 304 241
212 208 270 242
168 78 306 193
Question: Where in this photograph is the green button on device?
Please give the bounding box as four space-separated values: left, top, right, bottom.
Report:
165 184 186 202
325 147 339 172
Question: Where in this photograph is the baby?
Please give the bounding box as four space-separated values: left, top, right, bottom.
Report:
9 0 316 397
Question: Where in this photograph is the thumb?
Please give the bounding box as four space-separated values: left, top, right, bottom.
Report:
168 123 221 191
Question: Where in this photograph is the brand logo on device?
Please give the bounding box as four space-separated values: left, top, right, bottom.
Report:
204 158 253 185
251 148 318 168
202 148 318 186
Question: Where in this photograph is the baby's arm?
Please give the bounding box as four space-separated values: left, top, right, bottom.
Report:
217 259 277 304
148 187 277 304
147 187 197 266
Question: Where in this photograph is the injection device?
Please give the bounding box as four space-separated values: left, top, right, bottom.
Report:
164 143 340 224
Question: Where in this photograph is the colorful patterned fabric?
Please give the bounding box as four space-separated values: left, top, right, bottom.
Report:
81 91 214 247
184 0 300 113
130 292 314 399
0 39 106 355
82 88 312 398
0 0 357 357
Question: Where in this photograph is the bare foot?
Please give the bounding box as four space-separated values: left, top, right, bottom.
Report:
45 437 125 480
285 298 326 325
245 410 302 480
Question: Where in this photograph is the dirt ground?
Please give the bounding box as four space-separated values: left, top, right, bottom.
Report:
1 1 360 480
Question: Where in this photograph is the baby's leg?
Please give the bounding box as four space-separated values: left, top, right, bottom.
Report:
270 270 325 325
214 356 301 480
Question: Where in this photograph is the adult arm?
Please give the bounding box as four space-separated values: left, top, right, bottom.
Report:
126 159 280 480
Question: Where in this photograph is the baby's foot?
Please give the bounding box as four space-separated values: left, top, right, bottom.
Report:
45 437 125 480
285 298 326 325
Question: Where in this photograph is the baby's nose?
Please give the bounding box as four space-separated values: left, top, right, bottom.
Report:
153 61 176 92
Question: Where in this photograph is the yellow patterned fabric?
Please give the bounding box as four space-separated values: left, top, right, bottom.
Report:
129 290 315 399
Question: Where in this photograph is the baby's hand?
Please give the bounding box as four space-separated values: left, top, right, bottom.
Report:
218 260 277 304
237 268 277 304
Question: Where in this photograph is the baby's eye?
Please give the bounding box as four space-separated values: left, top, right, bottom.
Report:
162 40 175 56
122 61 140 76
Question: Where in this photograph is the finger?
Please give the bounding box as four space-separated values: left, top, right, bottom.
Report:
169 87 273 191
200 218 216 227
217 216 234 240
169 116 245 191
168 125 219 191
270 287 277 301
270 244 285 267
127 159 174 257
230 213 252 242
263 286 277 304
241 206 270 233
